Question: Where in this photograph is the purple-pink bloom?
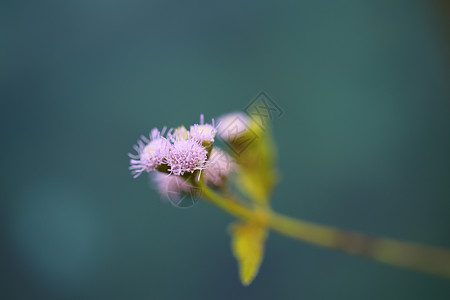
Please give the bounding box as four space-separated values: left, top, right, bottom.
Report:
151 172 195 206
190 114 217 145
204 147 234 187
217 112 250 141
128 127 170 178
166 135 209 176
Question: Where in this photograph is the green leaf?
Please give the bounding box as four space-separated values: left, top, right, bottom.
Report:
230 222 268 286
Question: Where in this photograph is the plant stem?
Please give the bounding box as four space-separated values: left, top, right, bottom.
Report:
268 211 450 279
201 186 450 279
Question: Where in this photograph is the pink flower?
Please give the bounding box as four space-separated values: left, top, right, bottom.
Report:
151 172 196 206
166 135 209 176
128 128 170 178
190 114 217 145
204 147 234 187
217 112 250 141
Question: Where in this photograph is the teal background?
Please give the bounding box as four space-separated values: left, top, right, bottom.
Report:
2 0 450 299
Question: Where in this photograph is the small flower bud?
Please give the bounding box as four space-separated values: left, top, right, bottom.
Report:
169 126 189 141
204 147 234 187
217 112 251 141
190 114 216 146
151 172 198 207
217 112 261 155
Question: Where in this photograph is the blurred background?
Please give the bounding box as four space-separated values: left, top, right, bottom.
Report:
1 0 450 299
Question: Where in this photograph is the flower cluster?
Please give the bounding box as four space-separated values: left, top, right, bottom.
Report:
129 114 235 203
128 127 171 178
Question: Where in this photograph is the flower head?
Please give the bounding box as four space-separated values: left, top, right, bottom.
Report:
190 114 216 145
204 147 234 187
128 127 170 178
217 112 251 141
168 126 189 141
151 172 198 206
166 135 209 176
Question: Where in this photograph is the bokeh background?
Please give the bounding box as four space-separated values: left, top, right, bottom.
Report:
2 0 450 299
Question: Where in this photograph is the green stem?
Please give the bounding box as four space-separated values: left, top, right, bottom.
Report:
201 186 450 279
268 211 450 279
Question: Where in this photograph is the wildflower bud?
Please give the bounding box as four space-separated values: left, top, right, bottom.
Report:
151 172 199 207
128 128 170 178
170 126 189 141
217 112 261 155
190 114 217 147
204 147 234 187
217 112 250 141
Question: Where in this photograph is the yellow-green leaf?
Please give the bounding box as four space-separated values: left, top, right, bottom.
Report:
230 222 268 286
